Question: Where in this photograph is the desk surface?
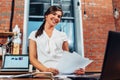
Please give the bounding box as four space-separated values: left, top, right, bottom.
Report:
0 71 29 75
0 78 52 80
0 72 53 80
0 71 100 80
0 77 99 80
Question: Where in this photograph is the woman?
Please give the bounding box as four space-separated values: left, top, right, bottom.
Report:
29 6 85 75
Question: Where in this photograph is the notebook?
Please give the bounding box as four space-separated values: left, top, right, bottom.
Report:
99 31 120 80
0 54 29 72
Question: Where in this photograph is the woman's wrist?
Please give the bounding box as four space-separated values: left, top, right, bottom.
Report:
39 67 48 72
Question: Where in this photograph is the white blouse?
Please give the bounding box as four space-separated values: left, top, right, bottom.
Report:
29 29 68 68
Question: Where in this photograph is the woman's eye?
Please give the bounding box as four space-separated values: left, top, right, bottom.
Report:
52 13 62 18
58 15 61 18
52 13 56 15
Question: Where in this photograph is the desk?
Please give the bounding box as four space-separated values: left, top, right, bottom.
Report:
0 72 100 80
0 72 53 80
0 76 99 80
0 78 51 80
0 72 28 75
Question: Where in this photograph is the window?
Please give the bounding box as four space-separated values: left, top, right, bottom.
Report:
22 0 84 56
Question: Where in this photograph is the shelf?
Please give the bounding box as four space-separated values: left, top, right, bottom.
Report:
0 32 15 37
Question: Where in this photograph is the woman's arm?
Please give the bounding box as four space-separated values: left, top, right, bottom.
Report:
29 39 47 71
62 41 69 51
29 39 59 75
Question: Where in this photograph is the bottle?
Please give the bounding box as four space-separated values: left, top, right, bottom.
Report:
12 33 21 54
12 25 21 54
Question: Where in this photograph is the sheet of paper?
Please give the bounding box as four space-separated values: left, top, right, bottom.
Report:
54 73 101 78
56 52 93 74
0 75 12 78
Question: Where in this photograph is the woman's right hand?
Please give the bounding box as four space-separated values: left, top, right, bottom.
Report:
45 68 59 75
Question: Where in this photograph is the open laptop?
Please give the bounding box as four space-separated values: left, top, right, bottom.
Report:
99 31 120 80
0 54 29 72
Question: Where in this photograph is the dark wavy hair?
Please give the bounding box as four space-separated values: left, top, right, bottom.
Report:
35 6 63 38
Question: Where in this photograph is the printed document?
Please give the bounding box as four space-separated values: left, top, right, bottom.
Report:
56 52 93 74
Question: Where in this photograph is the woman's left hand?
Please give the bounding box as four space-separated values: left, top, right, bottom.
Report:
74 68 85 75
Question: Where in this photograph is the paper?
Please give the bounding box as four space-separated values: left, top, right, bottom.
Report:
54 73 101 78
0 75 12 78
56 52 93 74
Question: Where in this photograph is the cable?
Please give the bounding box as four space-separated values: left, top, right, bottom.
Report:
9 0 15 32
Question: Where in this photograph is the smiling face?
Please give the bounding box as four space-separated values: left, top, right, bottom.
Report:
45 11 62 27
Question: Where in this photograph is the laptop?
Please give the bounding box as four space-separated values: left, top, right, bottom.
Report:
99 31 120 80
0 54 29 72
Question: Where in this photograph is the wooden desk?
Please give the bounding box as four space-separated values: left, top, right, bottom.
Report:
0 76 99 80
0 78 52 80
0 71 29 75
0 71 100 80
0 72 53 80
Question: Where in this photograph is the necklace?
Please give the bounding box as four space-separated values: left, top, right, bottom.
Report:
47 39 50 54
48 39 51 54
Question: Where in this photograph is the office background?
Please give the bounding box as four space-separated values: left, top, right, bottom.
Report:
0 0 120 72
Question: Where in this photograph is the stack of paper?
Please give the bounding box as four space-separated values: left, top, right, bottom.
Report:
56 52 93 74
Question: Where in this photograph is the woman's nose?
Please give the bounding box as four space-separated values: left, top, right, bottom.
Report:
54 18 59 23
54 15 59 19
54 16 60 21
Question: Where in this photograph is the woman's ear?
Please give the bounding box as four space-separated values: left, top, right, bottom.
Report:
44 16 47 21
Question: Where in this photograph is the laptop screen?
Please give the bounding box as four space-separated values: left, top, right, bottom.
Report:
3 55 29 69
100 31 120 80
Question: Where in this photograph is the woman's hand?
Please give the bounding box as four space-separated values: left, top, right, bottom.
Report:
74 68 85 75
45 68 59 75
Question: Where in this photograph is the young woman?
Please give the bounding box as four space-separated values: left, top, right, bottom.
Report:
29 6 85 75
